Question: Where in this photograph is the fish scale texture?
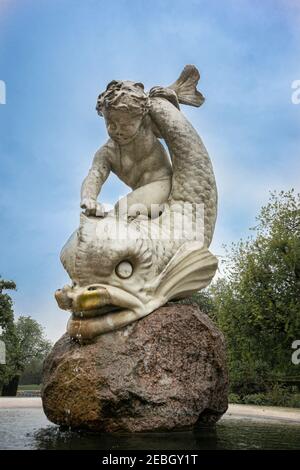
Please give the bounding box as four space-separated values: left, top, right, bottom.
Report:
150 98 217 247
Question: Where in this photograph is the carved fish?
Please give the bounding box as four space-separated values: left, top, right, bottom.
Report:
55 65 218 341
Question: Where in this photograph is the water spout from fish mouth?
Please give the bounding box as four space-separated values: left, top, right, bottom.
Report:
55 282 145 315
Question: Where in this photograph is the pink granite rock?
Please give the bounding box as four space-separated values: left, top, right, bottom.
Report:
42 304 228 432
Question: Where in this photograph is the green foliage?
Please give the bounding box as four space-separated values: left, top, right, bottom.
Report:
176 290 215 317
0 278 18 389
229 385 300 408
18 384 41 391
228 393 240 404
14 316 52 371
19 357 44 385
211 190 300 394
0 277 16 329
0 278 52 393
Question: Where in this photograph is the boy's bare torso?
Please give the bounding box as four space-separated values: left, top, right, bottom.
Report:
109 127 171 189
81 117 172 217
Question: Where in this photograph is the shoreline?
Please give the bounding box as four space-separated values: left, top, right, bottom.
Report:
0 398 300 424
0 397 42 408
225 403 300 424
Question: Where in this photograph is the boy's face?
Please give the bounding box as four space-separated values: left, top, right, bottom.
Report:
104 109 143 145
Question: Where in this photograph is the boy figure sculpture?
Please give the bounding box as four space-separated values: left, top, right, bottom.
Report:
80 80 173 219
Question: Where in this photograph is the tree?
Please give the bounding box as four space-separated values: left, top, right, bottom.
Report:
0 278 18 392
176 289 215 318
211 190 300 393
14 316 52 371
0 277 52 395
0 278 16 327
19 358 45 385
2 316 52 395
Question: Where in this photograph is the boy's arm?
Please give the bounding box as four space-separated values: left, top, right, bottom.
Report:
80 142 112 216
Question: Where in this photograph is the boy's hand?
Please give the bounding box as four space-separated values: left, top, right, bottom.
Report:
80 198 105 217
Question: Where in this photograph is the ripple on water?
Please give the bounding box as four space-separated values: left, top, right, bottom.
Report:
0 408 300 450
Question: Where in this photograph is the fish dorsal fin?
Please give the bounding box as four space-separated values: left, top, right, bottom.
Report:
169 64 205 108
155 242 218 301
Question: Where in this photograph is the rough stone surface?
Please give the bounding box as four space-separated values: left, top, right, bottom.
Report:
42 304 228 432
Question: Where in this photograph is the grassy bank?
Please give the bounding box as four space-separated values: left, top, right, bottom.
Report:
229 385 300 408
17 384 41 397
18 384 41 391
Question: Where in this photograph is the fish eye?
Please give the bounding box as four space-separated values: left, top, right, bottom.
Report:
115 260 133 279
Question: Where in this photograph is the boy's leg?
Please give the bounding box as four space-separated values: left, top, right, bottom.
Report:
114 177 172 219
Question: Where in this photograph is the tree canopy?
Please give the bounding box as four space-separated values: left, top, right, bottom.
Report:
0 278 18 390
14 316 52 371
211 190 300 392
0 279 51 394
187 190 300 395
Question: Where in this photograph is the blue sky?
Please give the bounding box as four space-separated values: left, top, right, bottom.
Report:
0 0 299 341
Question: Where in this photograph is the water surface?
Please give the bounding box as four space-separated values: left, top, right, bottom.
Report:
0 408 299 450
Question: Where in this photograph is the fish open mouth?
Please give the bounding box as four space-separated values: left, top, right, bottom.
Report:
72 304 123 319
55 283 147 341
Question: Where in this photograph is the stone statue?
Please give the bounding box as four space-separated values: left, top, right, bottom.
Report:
55 65 218 341
81 80 173 219
42 66 227 431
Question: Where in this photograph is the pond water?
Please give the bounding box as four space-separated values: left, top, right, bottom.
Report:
0 408 300 450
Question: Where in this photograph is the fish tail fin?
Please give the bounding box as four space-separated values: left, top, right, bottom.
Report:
169 64 205 107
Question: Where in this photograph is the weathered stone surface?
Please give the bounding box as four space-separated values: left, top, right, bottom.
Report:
56 65 219 342
42 304 228 432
